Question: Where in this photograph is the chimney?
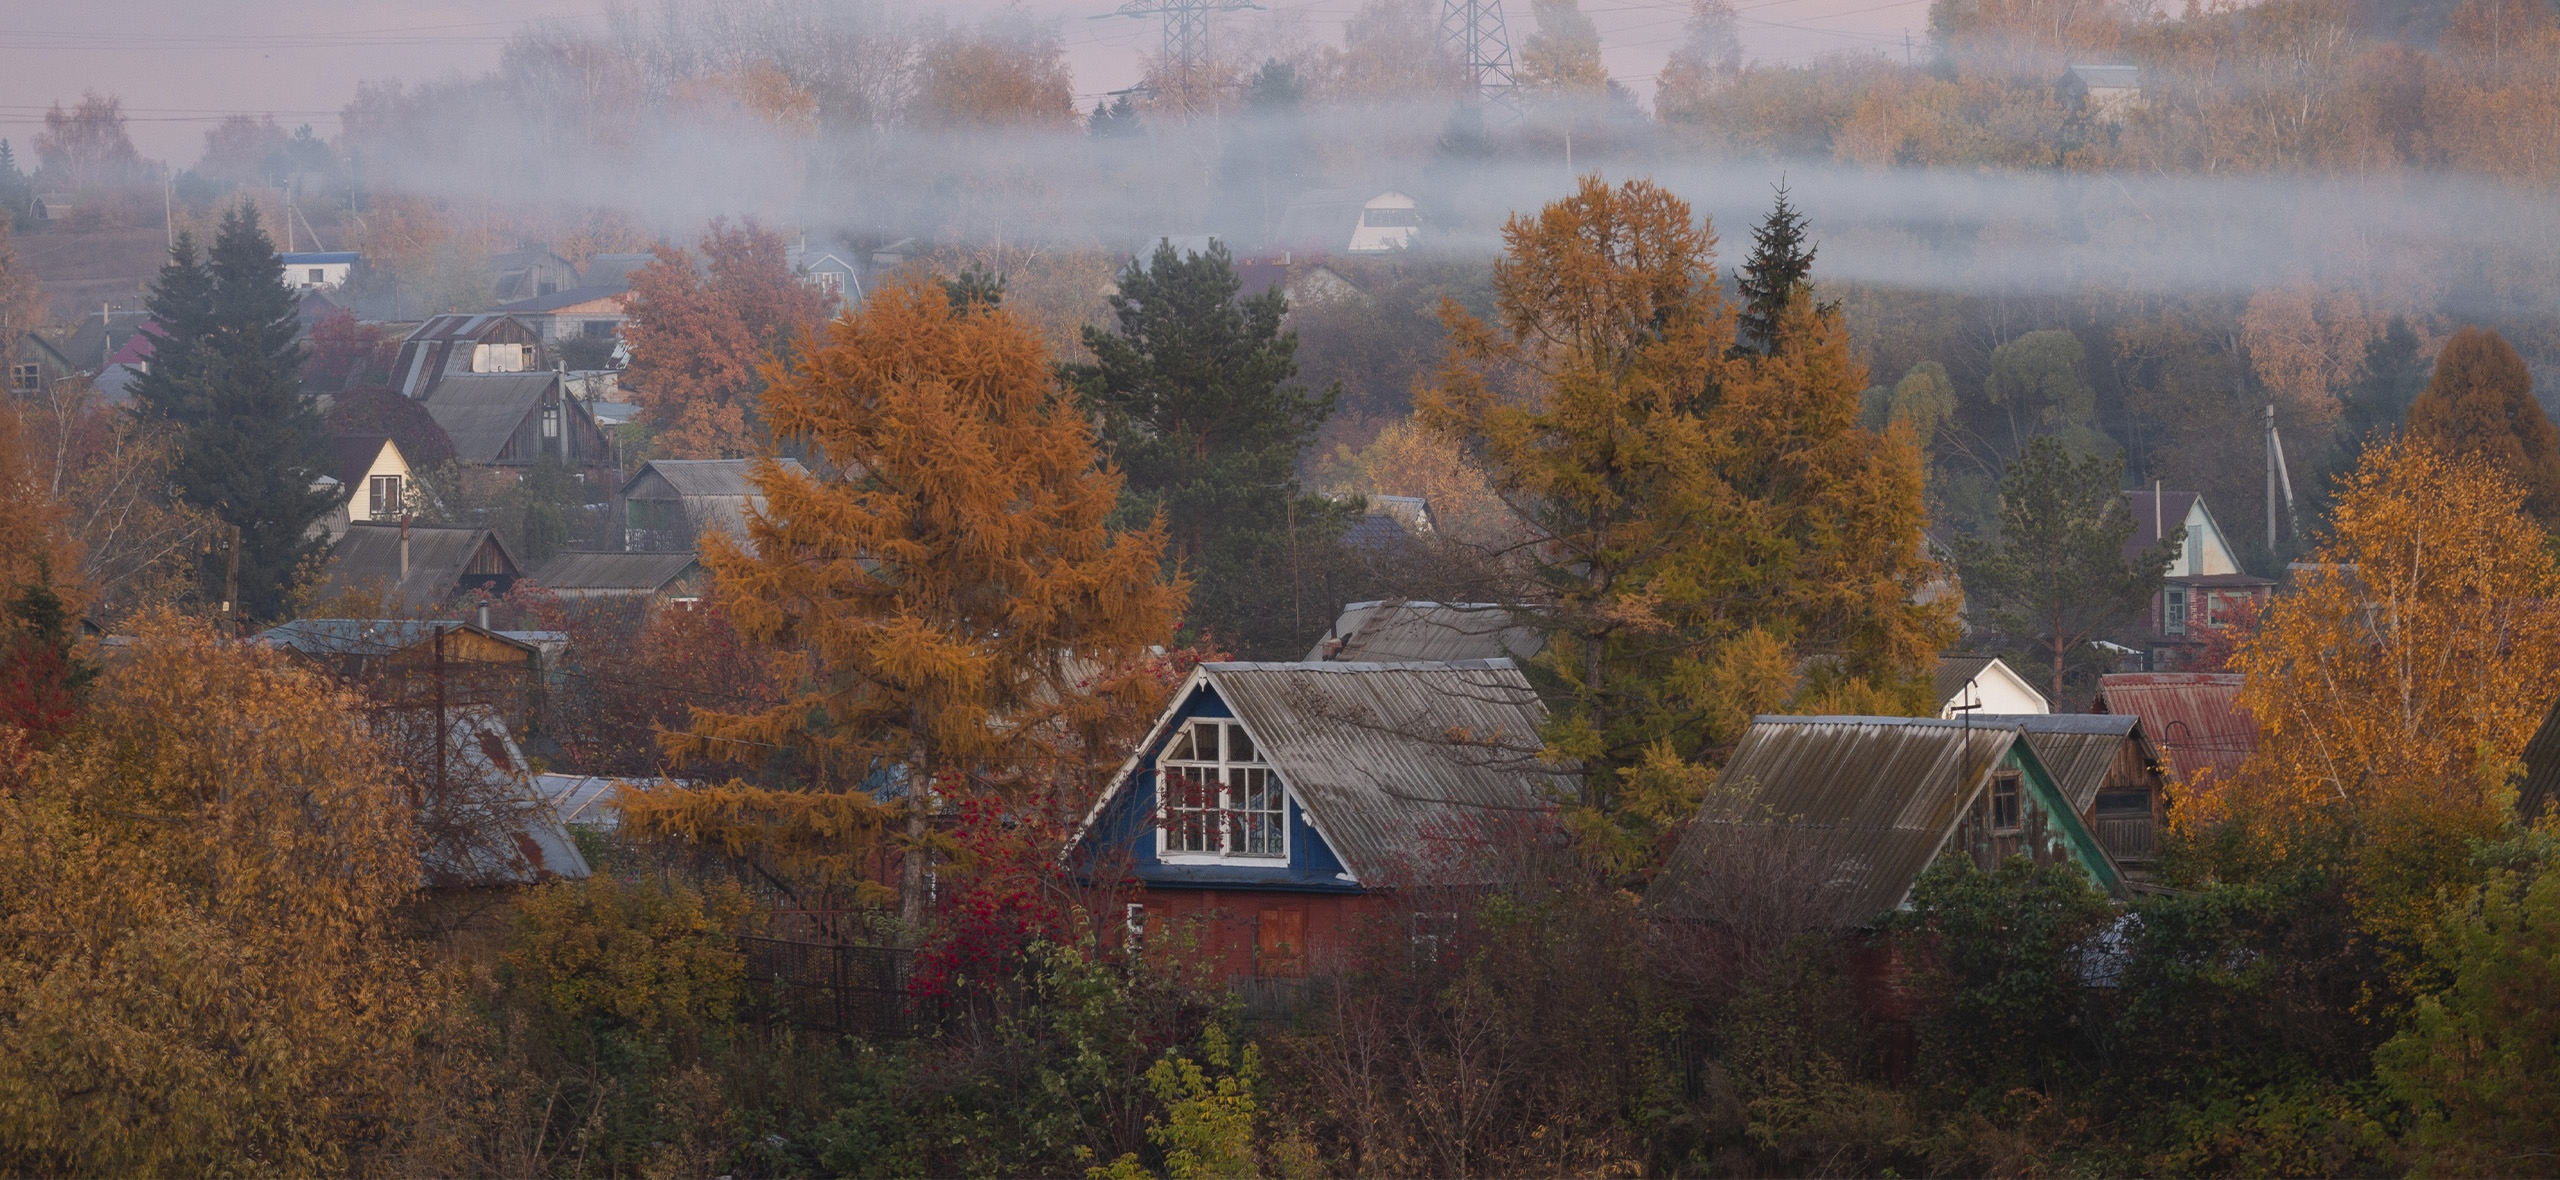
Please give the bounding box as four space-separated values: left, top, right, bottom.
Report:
399 514 411 582
478 600 491 630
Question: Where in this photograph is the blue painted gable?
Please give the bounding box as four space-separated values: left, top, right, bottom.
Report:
1077 681 1361 893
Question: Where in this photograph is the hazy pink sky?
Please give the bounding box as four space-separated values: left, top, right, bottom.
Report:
1 0 1931 165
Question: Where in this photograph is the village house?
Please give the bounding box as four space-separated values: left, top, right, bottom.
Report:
2094 671 2256 793
487 248 582 303
1653 715 2125 931
278 250 359 291
2125 489 2274 670
791 245 862 300
1273 189 1427 256
422 371 611 470
619 458 806 551
494 285 633 358
315 520 523 607
1934 653 2050 717
1069 659 1574 988
1973 712 2173 884
2059 64 2144 121
312 434 414 541
389 313 548 400
529 549 708 605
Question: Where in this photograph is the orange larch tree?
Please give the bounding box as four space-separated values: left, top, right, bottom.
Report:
620 218 838 460
621 276 1183 928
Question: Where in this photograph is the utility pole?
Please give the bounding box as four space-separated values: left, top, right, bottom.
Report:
432 624 447 808
1442 0 1522 122
1096 0 1263 114
2264 404 2297 553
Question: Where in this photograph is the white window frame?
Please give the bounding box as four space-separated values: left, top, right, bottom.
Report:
2165 586 2187 634
1155 717 1289 864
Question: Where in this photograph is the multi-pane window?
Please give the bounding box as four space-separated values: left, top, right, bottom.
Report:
1990 772 2022 833
9 363 37 393
368 474 402 519
2164 587 2187 634
1158 718 1286 860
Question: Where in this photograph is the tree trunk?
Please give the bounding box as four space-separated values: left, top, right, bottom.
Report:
900 722 930 933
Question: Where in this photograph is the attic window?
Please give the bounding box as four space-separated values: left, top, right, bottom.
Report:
9 363 37 392
1990 772 2022 834
1159 718 1286 861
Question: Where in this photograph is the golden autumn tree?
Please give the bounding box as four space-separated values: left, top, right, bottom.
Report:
1419 176 1953 826
621 218 839 460
623 277 1183 927
2209 440 2560 954
0 617 451 1175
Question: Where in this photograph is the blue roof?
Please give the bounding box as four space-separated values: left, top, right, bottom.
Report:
279 252 359 264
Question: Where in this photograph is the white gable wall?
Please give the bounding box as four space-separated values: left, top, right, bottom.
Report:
1939 658 2051 716
2182 499 2240 575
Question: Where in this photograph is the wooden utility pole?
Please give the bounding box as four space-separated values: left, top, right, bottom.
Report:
432 624 447 807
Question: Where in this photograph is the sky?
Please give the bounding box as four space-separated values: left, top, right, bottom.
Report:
0 0 1934 166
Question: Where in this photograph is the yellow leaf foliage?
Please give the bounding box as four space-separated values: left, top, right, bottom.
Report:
635 277 1183 918
0 613 451 1176
2209 441 2560 952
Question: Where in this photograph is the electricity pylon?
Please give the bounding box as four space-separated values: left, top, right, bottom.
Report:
1442 0 1522 121
1098 0 1263 113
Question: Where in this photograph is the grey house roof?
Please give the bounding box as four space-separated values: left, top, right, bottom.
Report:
619 457 808 499
532 550 703 594
1307 600 1547 664
1658 715 2022 925
257 618 537 660
422 372 563 462
1087 659 1576 885
1970 712 2147 813
318 522 520 604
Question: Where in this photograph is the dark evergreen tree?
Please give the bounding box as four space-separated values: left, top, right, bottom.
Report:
1956 438 2179 707
941 266 1007 316
131 205 333 622
0 140 29 227
1732 185 1822 358
2311 315 2430 529
1066 240 1353 657
0 558 97 745
1088 93 1145 140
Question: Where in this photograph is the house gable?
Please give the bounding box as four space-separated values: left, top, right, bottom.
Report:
2181 498 2241 576
1079 675 1360 893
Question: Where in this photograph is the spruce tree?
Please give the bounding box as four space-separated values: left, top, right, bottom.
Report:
1066 240 1351 656
1732 185 1820 357
2407 326 2560 530
131 205 332 622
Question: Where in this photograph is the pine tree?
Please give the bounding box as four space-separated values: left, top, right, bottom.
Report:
1066 239 1351 657
941 266 1007 315
130 205 332 623
1089 93 1144 140
2406 326 2560 529
1732 185 1821 358
625 276 1182 928
1955 439 2178 706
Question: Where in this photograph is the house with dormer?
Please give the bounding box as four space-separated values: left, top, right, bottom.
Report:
1069 659 1574 984
2124 489 2274 669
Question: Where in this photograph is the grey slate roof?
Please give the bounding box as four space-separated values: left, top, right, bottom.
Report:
1971 712 2145 813
621 457 807 499
1307 600 1547 664
495 284 630 314
318 522 518 605
1933 654 1999 709
1659 715 2020 926
257 618 536 659
1099 659 1577 884
532 550 702 594
422 372 556 462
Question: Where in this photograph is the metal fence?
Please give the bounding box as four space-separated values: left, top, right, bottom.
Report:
737 936 915 1041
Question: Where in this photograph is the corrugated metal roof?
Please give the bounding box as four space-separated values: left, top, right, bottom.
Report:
619 457 807 500
319 522 518 604
1933 654 1997 708
496 284 630 314
1974 712 2144 813
1660 716 2019 926
2095 673 2253 787
257 618 536 659
1306 600 1547 664
532 550 702 593
421 372 556 462
421 708 591 884
1168 660 1575 883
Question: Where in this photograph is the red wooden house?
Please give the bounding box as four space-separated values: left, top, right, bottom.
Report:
1068 659 1575 987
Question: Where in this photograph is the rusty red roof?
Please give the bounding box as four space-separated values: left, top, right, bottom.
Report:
2094 672 2255 788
